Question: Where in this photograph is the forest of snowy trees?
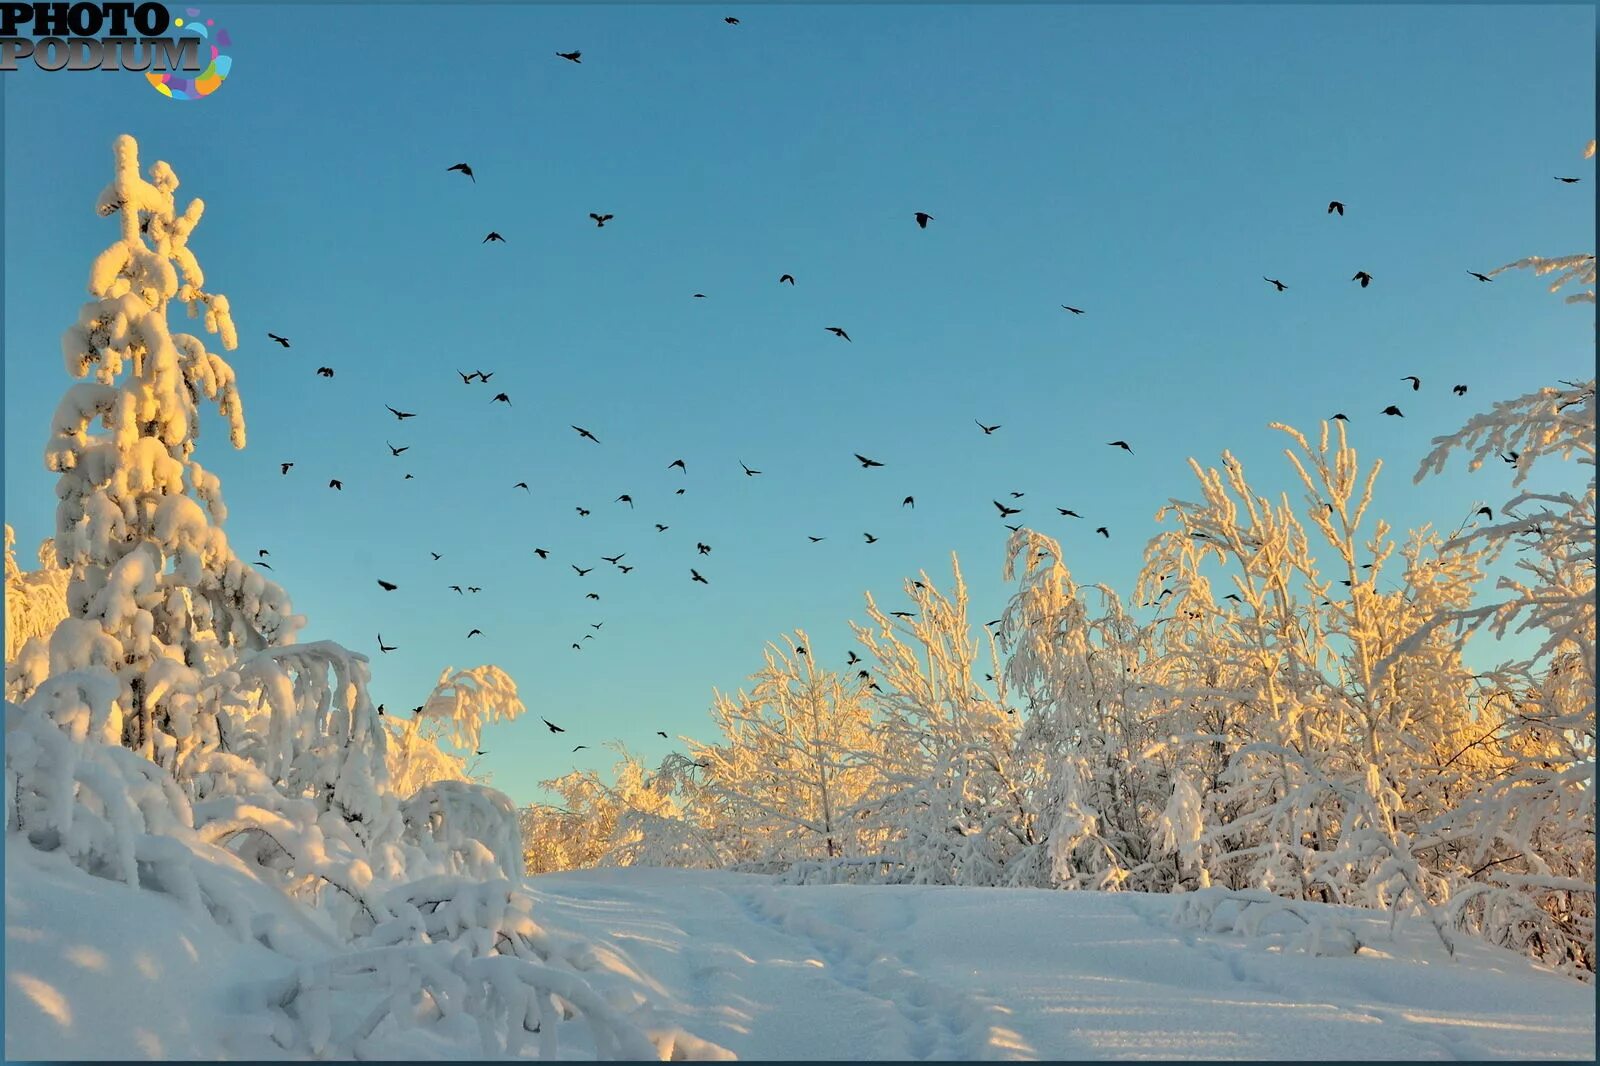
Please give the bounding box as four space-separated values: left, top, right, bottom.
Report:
3 130 1594 1066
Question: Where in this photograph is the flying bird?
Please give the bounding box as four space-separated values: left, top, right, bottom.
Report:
475 371 495 382
386 405 417 420
617 495 634 508
696 543 711 555
808 536 825 542
691 568 709 584
377 579 397 591
1327 200 1344 215
572 565 593 576
534 548 550 559
1061 305 1085 315
257 561 272 570
258 549 269 558
1331 412 1349 421
994 500 1021 517
572 426 601 443
467 629 482 638
483 231 506 243
576 507 591 516
589 213 614 227
825 326 851 341
976 420 1001 434
1476 506 1494 519
779 274 795 285
1352 271 1373 288
556 51 581 63
1554 176 1581 183
491 393 511 405
740 461 761 476
573 745 588 752
601 554 625 565
586 592 600 600
1108 440 1134 453
449 585 463 594
447 163 474 182
914 212 934 228
1382 405 1404 417
387 441 409 456
267 333 291 348
854 453 884 468
655 524 669 532
724 16 739 24
1095 527 1110 538
657 730 669 738
329 479 343 490
669 459 686 472
903 496 915 508
1453 384 1468 396
1468 271 1493 282
1402 376 1421 391
280 462 293 475
1057 508 1081 517
378 634 397 653
542 717 566 733
514 482 529 492
863 533 878 543
467 586 481 593
1263 277 1288 292
618 565 633 573
316 367 334 377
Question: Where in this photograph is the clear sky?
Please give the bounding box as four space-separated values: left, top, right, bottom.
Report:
3 3 1594 807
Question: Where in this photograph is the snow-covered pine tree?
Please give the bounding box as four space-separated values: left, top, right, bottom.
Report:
4 524 70 696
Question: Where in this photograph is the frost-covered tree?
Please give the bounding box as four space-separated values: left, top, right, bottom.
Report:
5 524 71 697
685 631 884 866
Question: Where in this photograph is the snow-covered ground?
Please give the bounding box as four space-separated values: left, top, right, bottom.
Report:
7 845 1594 1060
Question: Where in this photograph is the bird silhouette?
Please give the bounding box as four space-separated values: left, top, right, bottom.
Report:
572 426 601 443
890 611 915 619
386 441 409 456
692 293 708 299
1352 271 1373 288
377 579 397 591
576 507 590 516
669 459 686 472
543 717 567 732
534 548 550 559
1382 405 1404 417
1327 200 1344 215
1061 305 1085 315
808 536 825 542
447 163 474 183
1475 506 1494 519
697 543 711 555
467 629 482 639
1057 508 1081 517
825 327 851 341
457 369 476 384
316 367 334 377
468 586 481 593
618 565 633 573
257 561 272 570
267 332 291 348
573 744 588 751
378 634 397 653
556 50 581 62
1401 376 1421 391
976 420 1001 434
691 568 709 584
573 565 593 576
386 405 417 420
1453 384 1468 396
490 393 512 405
329 479 343 490
601 554 625 565
589 213 614 227
514 482 529 492
994 500 1021 517
1555 176 1581 183
854 453 884 468
740 461 762 476
615 495 634 508
657 730 669 738
280 462 293 475
449 585 463 594
1263 277 1288 291
259 549 270 557
1009 491 1025 498
655 524 669 532
404 473 415 481
591 623 604 630
572 643 582 650
483 231 506 243
1468 271 1493 282
724 16 738 24
903 496 915 508
863 533 878 543
779 273 795 285
1331 413 1349 421
1108 440 1134 453
1095 527 1110 538
586 592 600 600
475 371 495 382
914 212 934 228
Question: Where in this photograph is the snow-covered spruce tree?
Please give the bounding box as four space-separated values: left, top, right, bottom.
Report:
1138 424 1489 956
684 630 885 869
850 556 1031 886
6 135 690 1058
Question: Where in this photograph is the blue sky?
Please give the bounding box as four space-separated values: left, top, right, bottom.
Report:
3 4 1594 807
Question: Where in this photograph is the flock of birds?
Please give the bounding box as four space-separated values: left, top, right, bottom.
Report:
245 15 1588 756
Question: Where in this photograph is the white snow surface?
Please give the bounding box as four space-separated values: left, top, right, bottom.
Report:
7 848 1594 1061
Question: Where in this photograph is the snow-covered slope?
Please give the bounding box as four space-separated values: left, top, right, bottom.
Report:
7 852 1594 1060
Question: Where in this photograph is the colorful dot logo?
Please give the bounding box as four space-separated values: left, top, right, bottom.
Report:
148 8 231 101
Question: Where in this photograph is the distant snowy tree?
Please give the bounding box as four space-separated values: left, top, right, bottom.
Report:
4 525 70 700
